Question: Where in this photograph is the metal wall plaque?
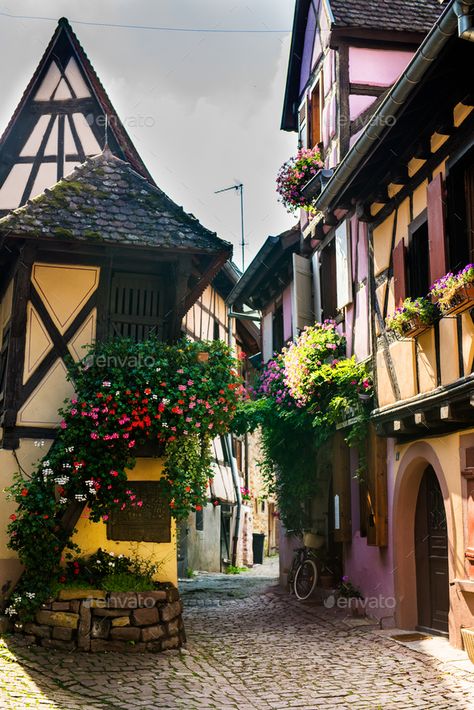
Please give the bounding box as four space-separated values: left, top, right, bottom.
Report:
107 481 171 543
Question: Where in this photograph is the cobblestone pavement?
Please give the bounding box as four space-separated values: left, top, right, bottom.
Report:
1 557 474 709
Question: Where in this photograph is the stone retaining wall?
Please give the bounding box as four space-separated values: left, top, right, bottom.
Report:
15 586 186 653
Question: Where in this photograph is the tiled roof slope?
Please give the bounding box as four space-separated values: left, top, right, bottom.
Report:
329 0 444 33
0 150 231 254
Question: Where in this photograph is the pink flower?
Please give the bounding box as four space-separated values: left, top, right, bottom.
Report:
195 422 201 428
60 421 67 429
90 432 99 440
137 500 143 507
178 384 187 391
102 515 109 521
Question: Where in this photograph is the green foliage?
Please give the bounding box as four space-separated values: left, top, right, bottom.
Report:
101 573 155 593
385 297 438 335
225 565 248 575
234 322 372 533
5 337 242 619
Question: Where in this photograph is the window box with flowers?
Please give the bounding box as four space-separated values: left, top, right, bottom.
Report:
385 297 438 338
276 147 323 214
430 264 474 316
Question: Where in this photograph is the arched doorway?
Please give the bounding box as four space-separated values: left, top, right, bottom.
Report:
415 465 449 634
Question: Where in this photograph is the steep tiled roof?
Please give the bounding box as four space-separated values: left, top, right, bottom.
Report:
0 150 231 255
329 0 444 33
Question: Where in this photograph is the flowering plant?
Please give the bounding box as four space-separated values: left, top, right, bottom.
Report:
429 264 474 312
276 147 323 214
240 487 251 502
337 575 363 599
385 297 438 336
233 322 372 532
6 336 243 619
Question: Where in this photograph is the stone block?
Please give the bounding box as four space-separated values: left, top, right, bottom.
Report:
91 617 111 639
161 635 180 650
41 637 75 651
69 601 81 613
111 616 130 627
52 627 73 641
109 626 141 641
166 619 179 636
137 591 166 606
77 604 91 651
93 609 130 618
108 592 138 610
24 623 51 639
141 624 165 643
90 639 146 653
165 587 180 603
132 607 159 626
160 601 182 622
51 601 70 611
36 611 79 629
23 635 36 645
146 641 162 652
58 589 106 601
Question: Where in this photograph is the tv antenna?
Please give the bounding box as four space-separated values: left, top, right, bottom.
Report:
214 183 246 271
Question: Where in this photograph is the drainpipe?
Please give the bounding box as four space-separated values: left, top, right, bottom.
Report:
227 307 242 567
455 0 474 41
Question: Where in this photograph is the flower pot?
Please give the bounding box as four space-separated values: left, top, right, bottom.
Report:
440 284 474 316
303 532 325 549
461 627 474 665
196 351 209 363
399 316 430 339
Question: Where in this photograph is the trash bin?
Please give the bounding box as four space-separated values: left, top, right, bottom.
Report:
252 532 265 565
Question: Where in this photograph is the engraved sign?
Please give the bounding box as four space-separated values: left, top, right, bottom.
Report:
107 481 171 543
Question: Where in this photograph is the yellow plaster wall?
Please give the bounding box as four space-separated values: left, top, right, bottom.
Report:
0 280 13 348
412 180 428 219
17 359 74 427
373 212 395 276
71 458 177 586
431 132 449 154
376 350 396 407
439 317 460 385
408 158 425 178
23 303 53 383
389 339 417 400
416 328 437 394
31 263 99 335
461 311 474 374
395 198 410 247
454 102 473 128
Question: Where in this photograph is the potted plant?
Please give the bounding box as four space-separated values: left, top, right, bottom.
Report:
337 576 364 616
430 264 474 315
240 487 251 503
385 297 438 338
276 146 323 214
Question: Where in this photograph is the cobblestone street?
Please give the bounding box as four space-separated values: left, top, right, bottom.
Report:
1 557 474 709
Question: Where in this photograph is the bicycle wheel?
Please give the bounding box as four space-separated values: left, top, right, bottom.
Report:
293 558 318 600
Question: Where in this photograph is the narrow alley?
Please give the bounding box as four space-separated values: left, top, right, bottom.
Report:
1 557 474 710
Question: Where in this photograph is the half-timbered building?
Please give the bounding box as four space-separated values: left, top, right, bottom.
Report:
0 19 231 595
279 0 474 647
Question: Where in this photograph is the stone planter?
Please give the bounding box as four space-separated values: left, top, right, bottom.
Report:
14 586 185 653
438 284 474 316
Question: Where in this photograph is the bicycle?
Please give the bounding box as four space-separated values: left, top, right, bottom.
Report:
288 546 320 600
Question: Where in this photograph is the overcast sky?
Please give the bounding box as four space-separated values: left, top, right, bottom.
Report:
0 1 297 270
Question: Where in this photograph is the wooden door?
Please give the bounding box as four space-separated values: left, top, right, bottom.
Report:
415 466 449 634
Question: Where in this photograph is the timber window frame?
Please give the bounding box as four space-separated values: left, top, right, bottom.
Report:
109 272 164 342
407 210 430 299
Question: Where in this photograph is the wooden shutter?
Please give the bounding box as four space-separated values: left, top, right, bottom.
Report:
332 432 352 543
392 239 407 306
365 425 388 547
292 254 313 339
0 321 11 409
335 220 352 309
311 251 322 322
261 311 273 362
427 173 447 285
320 240 337 318
110 273 163 342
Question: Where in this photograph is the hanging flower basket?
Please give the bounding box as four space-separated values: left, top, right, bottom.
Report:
438 283 474 316
276 147 323 214
386 297 438 339
430 264 474 315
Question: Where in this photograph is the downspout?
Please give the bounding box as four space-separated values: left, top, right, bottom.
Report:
227 307 242 567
